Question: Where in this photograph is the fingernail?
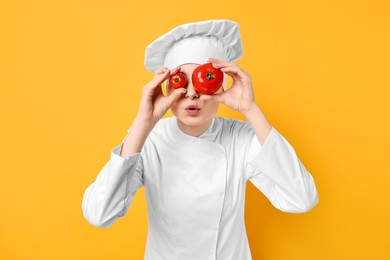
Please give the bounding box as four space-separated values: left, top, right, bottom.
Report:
182 89 187 93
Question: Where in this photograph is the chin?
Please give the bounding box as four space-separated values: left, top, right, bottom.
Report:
173 110 212 127
179 115 207 126
180 114 213 127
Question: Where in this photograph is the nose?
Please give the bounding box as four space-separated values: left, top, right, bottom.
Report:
185 81 200 100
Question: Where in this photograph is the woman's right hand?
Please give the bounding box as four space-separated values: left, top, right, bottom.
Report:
136 66 186 127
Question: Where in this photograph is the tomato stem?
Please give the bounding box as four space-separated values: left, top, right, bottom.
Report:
206 72 215 80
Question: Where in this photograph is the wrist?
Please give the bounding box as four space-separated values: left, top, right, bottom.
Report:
128 115 155 133
241 103 259 118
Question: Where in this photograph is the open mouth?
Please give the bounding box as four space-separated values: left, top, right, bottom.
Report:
185 105 200 111
185 105 201 115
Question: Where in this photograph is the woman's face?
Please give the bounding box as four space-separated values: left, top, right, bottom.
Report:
166 63 223 128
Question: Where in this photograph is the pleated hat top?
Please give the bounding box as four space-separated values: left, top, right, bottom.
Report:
144 19 244 72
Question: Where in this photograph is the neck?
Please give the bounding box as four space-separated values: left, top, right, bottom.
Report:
177 117 213 137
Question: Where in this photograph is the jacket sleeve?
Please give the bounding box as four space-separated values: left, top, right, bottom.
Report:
82 141 144 228
244 125 319 213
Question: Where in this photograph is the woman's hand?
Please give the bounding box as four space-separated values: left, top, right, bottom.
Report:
136 66 187 127
200 58 257 115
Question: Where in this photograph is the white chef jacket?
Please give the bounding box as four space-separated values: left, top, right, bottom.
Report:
82 116 319 260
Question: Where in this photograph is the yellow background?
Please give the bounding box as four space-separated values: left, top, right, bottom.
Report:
1 0 389 259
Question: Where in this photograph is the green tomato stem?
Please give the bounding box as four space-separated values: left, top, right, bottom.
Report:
206 72 215 80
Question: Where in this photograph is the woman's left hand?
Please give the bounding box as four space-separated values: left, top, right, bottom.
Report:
200 58 257 114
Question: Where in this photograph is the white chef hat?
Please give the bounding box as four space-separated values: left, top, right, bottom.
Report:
144 19 243 90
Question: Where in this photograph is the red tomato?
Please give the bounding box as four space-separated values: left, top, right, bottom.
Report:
168 72 187 89
192 63 224 95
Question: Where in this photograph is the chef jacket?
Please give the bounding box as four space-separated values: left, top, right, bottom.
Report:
82 116 319 260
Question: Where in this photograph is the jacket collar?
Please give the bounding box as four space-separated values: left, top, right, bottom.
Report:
169 116 219 143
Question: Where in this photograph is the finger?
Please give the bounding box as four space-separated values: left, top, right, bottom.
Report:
220 66 246 80
154 67 169 78
156 66 180 77
165 87 187 107
148 69 171 90
208 58 236 68
169 66 181 75
152 83 163 98
200 92 225 104
208 57 231 64
211 62 237 69
155 66 181 83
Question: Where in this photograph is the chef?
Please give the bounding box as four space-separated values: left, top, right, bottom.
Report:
82 19 319 260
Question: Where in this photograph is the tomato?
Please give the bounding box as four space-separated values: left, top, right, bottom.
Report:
192 63 224 95
168 72 187 89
